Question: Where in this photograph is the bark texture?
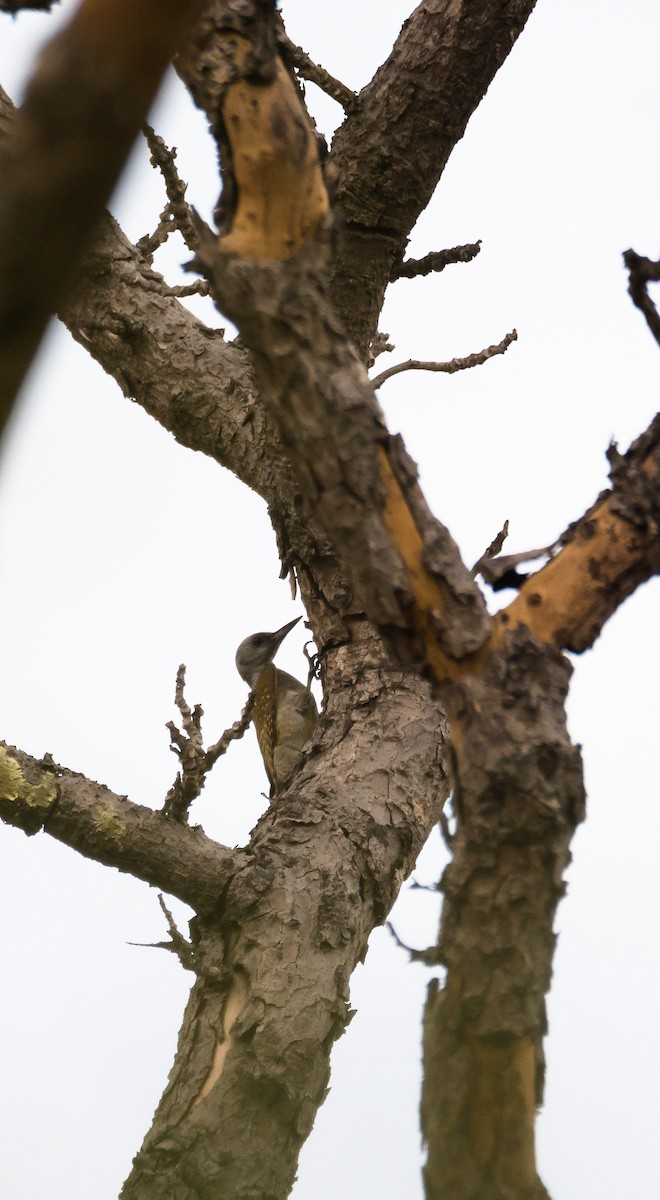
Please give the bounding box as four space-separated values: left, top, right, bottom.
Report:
422 633 584 1200
2 3 658 1199
120 638 449 1199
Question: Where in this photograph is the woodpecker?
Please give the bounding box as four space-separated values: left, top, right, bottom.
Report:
235 617 318 794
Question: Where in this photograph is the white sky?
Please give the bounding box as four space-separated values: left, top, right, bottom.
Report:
1 2 660 1198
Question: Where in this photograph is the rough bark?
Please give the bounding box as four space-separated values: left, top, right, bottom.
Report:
328 0 540 359
2 3 659 1199
0 743 240 912
118 634 450 1199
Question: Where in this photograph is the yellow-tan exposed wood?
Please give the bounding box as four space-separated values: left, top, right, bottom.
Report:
381 436 658 680
378 446 471 680
221 51 328 261
467 1033 538 1189
497 492 652 652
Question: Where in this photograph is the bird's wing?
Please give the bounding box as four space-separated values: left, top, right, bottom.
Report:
253 662 277 792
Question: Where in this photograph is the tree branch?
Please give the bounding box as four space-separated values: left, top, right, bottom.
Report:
497 414 660 653
142 122 200 254
0 743 240 912
329 0 540 356
623 248 660 348
371 329 517 389
163 665 254 822
280 33 357 111
392 241 482 280
196 236 491 668
0 0 203 431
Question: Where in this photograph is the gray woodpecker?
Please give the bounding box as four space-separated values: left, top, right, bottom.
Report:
235 616 318 794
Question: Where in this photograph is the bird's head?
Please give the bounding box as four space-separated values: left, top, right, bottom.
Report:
235 617 301 688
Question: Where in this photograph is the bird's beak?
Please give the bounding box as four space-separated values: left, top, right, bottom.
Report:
271 616 302 649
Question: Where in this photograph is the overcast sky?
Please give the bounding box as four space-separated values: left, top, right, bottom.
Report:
1 2 660 1198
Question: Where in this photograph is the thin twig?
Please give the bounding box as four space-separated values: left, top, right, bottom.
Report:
471 519 509 577
282 37 356 110
143 123 199 252
392 241 482 280
386 921 445 967
204 695 255 771
163 666 255 821
623 248 660 348
161 280 211 299
408 876 440 893
438 806 454 850
127 895 197 970
371 329 517 390
156 894 196 969
368 329 394 367
136 206 177 260
474 541 557 591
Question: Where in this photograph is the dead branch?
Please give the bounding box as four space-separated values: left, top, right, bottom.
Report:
163 665 254 821
142 122 200 253
474 538 558 592
392 241 482 280
370 329 517 390
623 248 660 348
0 0 203 432
471 519 510 575
280 34 356 111
204 694 255 770
369 330 395 366
162 280 211 299
136 206 178 260
387 920 444 967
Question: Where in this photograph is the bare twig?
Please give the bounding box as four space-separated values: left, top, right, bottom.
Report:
204 694 255 771
471 519 509 576
371 328 517 390
162 280 211 299
136 205 177 261
408 876 440 893
386 921 444 967
157 894 196 969
282 36 356 110
127 895 196 969
623 248 660 348
368 330 394 367
476 541 557 591
438 805 454 850
163 666 255 821
392 241 482 281
143 123 199 253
